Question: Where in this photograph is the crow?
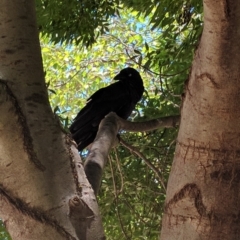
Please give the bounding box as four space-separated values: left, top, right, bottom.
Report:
69 67 144 151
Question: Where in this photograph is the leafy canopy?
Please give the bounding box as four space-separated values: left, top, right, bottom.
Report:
40 2 202 238
36 0 202 47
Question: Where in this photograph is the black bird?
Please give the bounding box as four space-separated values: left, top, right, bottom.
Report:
69 67 144 151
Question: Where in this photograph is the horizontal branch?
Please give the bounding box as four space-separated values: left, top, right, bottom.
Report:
117 114 180 132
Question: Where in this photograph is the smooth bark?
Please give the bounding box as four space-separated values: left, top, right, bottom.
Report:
0 1 104 239
85 112 180 195
161 0 240 239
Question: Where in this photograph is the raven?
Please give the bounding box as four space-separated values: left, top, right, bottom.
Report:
69 67 144 151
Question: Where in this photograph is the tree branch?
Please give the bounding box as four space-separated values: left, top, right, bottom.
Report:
84 113 119 195
84 113 180 195
118 114 180 132
120 138 166 191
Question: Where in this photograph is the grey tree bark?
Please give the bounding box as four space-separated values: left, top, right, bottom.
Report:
0 1 104 239
85 112 179 195
161 0 240 239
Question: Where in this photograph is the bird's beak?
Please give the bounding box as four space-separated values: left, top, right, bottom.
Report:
113 73 124 81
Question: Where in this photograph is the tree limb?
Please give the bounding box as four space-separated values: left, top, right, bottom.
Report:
84 113 180 195
117 114 180 132
119 138 166 191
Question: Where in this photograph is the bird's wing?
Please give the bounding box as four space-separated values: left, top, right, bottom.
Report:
69 81 136 150
70 81 131 130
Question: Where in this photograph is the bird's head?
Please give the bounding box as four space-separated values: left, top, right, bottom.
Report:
113 67 141 81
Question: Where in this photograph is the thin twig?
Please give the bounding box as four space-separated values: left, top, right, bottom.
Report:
109 156 130 239
163 139 176 164
109 155 117 197
119 138 166 191
114 149 124 194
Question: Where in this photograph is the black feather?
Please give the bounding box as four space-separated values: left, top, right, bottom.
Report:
69 67 144 151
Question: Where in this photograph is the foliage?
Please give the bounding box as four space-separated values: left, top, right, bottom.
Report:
36 0 121 46
0 220 11 240
36 0 202 47
40 5 202 238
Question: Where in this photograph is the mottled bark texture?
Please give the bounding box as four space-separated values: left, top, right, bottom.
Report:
161 0 240 239
85 112 179 195
0 1 104 239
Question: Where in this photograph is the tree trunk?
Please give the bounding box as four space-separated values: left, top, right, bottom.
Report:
161 0 240 239
0 1 104 239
